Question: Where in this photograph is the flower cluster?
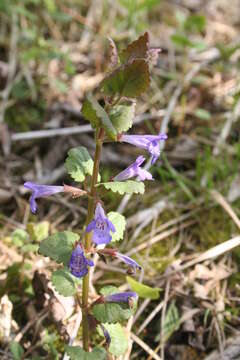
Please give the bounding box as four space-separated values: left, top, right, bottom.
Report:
24 130 167 280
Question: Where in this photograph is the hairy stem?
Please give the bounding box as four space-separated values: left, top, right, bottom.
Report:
82 128 104 351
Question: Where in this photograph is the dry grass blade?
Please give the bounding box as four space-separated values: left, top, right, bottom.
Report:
127 219 196 256
161 236 240 278
211 190 240 230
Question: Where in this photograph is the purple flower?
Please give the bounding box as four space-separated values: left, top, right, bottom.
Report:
69 244 94 278
99 324 111 346
115 252 142 273
86 203 116 245
119 134 167 164
105 292 138 303
24 182 64 214
113 156 153 181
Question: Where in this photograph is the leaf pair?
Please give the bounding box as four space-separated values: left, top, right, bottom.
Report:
65 146 145 195
82 93 135 140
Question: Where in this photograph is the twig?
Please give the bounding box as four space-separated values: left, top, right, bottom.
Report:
160 279 171 360
130 332 162 360
137 301 164 335
11 125 93 141
14 308 48 342
62 310 82 360
11 111 165 142
133 299 151 324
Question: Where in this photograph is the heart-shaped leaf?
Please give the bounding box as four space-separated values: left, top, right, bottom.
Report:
98 181 145 195
107 211 126 242
101 59 150 98
65 346 106 360
39 231 78 266
82 93 117 140
109 104 135 133
65 146 98 182
52 268 77 297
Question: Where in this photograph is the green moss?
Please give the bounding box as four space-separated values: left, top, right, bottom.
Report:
192 206 238 250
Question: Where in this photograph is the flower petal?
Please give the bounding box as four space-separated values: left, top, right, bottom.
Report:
86 220 96 233
105 291 138 303
115 252 141 270
137 168 153 181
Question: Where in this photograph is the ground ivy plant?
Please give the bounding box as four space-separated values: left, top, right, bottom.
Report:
24 32 167 359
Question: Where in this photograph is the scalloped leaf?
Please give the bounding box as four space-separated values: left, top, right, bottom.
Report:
127 276 161 300
65 146 98 182
99 323 128 356
39 231 78 266
98 180 145 195
109 104 135 133
82 93 117 140
10 342 24 360
101 59 150 98
93 286 135 323
107 211 126 242
119 32 149 63
65 346 106 360
52 268 76 297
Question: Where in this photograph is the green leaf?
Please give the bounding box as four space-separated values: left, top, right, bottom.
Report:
98 181 145 195
162 301 180 341
65 346 106 360
82 93 117 140
107 211 126 242
65 146 99 182
99 323 128 356
11 229 29 247
101 59 150 98
27 221 50 242
127 276 161 300
194 108 211 121
119 32 149 63
93 286 134 323
39 231 78 265
109 104 135 133
10 342 24 360
21 244 39 254
184 14 206 33
52 268 76 296
171 33 195 48
100 286 118 296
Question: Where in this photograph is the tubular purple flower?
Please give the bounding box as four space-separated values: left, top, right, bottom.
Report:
24 182 64 214
119 134 167 164
113 156 153 181
105 292 138 303
86 203 116 245
69 244 94 278
99 324 111 346
115 252 142 272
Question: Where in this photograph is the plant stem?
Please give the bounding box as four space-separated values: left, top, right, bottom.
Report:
82 128 104 352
